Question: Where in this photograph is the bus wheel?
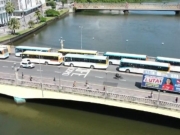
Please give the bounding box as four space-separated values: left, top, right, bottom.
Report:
45 62 48 65
109 61 112 65
125 69 130 73
70 63 74 67
90 65 94 69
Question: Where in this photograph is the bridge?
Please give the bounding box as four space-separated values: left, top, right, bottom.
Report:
74 3 180 14
0 74 180 119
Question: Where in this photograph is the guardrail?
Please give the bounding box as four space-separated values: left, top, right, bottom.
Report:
0 77 179 111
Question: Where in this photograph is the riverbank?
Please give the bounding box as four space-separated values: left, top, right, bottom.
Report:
0 9 69 44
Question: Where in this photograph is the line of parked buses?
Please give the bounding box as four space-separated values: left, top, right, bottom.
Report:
0 45 180 74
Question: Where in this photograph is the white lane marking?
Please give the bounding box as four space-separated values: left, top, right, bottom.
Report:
62 67 75 76
83 69 91 78
54 71 61 73
120 79 126 81
2 66 8 68
37 69 43 72
95 76 104 78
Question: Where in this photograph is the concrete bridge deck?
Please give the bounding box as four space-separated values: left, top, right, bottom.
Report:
74 3 180 14
0 76 180 119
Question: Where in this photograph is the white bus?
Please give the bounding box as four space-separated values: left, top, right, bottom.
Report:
63 54 109 69
156 56 180 72
103 52 147 65
0 47 9 59
22 51 63 65
15 46 52 57
119 58 170 74
58 49 98 55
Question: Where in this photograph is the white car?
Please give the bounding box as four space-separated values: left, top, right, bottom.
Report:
20 60 35 68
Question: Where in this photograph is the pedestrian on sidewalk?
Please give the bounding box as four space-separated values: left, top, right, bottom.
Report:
148 91 153 98
85 80 88 86
30 76 32 81
73 81 76 87
22 72 24 79
175 97 178 103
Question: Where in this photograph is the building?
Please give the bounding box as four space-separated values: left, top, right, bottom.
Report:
0 0 10 25
11 0 46 16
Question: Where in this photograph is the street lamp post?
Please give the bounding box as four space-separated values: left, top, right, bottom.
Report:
12 63 20 85
157 90 161 106
39 52 43 97
59 37 65 49
58 66 61 90
79 26 83 49
126 39 128 52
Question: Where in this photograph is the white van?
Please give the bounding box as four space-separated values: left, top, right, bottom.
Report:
20 60 35 68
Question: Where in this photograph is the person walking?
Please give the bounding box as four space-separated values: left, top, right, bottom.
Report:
147 91 153 98
85 80 88 86
175 97 178 103
22 72 24 79
73 81 76 87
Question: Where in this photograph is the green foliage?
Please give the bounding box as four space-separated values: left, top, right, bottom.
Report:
34 10 42 23
46 0 56 9
40 17 47 22
28 20 35 28
8 18 20 34
45 9 60 17
5 1 15 16
49 1 56 9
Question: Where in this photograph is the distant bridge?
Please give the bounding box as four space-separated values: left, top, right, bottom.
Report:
74 3 180 14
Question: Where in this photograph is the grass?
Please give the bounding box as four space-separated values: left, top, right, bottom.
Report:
0 9 69 42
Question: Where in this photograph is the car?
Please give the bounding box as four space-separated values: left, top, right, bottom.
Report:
20 60 35 68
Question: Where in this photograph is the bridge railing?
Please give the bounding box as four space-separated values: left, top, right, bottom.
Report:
74 3 180 10
0 77 180 111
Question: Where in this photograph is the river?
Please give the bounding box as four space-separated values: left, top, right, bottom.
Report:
14 1 180 58
0 95 180 135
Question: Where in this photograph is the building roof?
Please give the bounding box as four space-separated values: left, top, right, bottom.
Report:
65 54 107 60
156 56 180 63
104 52 147 59
143 70 180 79
121 58 169 67
23 51 62 57
58 49 98 54
16 46 51 50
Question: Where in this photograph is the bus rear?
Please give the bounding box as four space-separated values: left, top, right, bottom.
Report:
0 47 9 59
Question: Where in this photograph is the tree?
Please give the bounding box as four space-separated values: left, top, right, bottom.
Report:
5 1 15 17
49 1 56 9
28 20 35 28
61 0 67 8
34 10 42 23
8 18 20 34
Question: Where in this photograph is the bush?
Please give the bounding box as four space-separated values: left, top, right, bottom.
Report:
45 9 60 17
40 17 47 22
